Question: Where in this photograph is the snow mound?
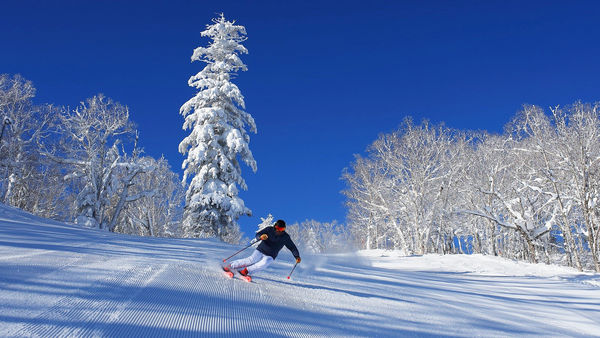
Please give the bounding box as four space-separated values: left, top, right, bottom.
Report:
361 251 581 275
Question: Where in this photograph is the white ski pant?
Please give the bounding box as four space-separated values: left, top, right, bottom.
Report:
229 249 273 275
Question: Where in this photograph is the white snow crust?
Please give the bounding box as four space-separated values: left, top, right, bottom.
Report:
1 203 599 337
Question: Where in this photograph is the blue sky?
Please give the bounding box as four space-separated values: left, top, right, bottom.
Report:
2 1 600 237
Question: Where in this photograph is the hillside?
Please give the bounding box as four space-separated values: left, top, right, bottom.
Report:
1 203 599 337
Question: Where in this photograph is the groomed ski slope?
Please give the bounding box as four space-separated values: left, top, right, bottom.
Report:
1 204 599 337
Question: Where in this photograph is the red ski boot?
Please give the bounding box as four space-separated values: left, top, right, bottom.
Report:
222 265 234 278
238 268 252 282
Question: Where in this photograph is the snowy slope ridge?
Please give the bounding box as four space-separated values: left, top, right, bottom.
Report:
1 204 599 337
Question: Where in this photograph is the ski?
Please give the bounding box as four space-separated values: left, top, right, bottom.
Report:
221 266 252 282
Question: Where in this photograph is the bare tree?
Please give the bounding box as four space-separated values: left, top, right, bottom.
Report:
287 219 350 254
43 94 156 231
344 119 469 255
551 103 600 271
343 154 400 250
343 103 600 270
0 74 56 211
116 156 184 237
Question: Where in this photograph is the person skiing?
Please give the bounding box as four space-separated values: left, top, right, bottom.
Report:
223 219 301 282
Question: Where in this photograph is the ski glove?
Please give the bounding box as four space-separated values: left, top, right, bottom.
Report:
296 257 301 264
260 234 268 241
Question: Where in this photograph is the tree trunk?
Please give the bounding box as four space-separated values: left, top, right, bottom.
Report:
108 183 131 232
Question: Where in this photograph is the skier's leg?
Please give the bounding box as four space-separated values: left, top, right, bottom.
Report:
246 254 274 275
230 250 262 270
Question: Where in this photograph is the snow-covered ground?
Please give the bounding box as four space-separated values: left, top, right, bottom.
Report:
1 204 599 337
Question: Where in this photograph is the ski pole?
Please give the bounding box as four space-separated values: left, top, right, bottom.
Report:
222 239 257 262
287 262 298 279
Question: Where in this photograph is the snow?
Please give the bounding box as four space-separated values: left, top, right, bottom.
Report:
1 203 600 337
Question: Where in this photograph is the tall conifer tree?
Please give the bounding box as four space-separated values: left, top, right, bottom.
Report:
179 14 256 242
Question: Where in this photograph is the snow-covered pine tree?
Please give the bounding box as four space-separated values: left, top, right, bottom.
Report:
179 14 257 242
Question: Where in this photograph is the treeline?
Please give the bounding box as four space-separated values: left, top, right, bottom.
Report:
5 72 600 268
342 102 600 271
0 74 184 237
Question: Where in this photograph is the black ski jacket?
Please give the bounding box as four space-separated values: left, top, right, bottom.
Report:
255 226 300 259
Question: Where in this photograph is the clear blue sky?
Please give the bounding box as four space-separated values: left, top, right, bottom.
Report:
2 1 600 237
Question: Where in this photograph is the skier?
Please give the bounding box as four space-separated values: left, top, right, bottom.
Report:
223 219 301 282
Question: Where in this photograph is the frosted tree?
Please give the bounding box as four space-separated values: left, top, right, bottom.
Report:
508 106 581 266
459 132 511 256
549 103 600 271
44 94 155 230
257 214 274 232
105 143 158 233
53 95 133 228
343 154 402 250
0 74 36 206
347 119 466 255
116 156 185 237
341 101 600 269
179 14 257 242
0 74 59 214
287 219 350 253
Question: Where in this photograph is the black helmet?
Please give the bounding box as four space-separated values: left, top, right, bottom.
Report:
274 219 286 229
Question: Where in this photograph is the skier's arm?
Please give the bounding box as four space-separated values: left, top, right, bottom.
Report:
285 238 300 262
255 227 269 241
